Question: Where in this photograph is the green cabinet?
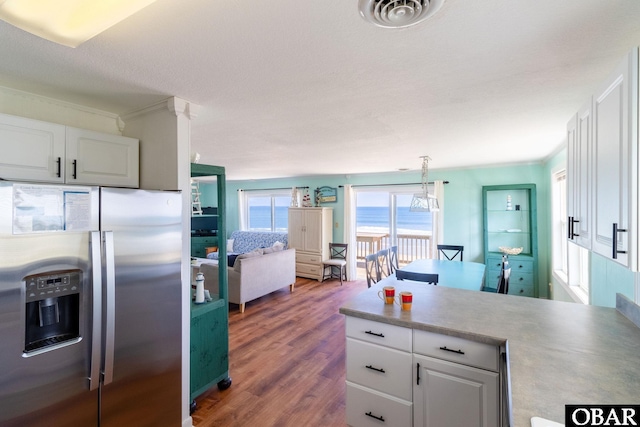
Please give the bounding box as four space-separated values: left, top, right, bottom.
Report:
190 299 229 400
189 164 231 404
191 235 218 258
482 184 538 297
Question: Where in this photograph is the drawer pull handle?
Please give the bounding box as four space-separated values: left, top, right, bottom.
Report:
365 364 386 373
365 330 384 338
56 157 61 177
416 362 421 385
365 412 385 422
519 277 523 281
439 346 465 355
72 159 78 179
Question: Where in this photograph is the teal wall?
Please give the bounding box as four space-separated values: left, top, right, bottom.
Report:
199 147 639 307
591 253 636 307
202 163 550 297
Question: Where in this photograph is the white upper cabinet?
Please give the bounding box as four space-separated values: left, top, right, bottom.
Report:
566 99 593 249
66 127 139 187
0 113 66 183
0 113 139 188
591 47 637 268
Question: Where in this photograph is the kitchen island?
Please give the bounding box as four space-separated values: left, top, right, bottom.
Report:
339 282 640 426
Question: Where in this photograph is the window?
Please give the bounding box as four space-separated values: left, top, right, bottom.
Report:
243 190 291 232
355 186 434 263
552 168 589 304
551 170 568 279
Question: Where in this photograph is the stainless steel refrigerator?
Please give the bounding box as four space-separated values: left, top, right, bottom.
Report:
0 182 182 427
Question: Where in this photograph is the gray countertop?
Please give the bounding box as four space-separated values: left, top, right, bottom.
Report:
339 281 640 426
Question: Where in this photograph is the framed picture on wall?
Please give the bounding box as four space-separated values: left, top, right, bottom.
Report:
317 186 337 203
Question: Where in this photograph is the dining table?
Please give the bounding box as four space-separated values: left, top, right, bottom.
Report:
380 258 486 291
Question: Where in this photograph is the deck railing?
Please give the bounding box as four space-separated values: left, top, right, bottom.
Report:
356 232 433 263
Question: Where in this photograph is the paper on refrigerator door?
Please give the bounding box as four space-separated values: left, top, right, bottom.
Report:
12 184 93 233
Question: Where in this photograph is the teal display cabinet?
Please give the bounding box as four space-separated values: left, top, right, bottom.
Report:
189 164 231 410
482 184 538 297
191 235 218 258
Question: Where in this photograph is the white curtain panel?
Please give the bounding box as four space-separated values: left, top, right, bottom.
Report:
431 180 445 257
237 189 247 231
343 185 358 281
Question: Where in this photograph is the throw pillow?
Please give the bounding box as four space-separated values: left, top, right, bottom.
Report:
272 241 285 251
262 247 275 254
227 239 235 252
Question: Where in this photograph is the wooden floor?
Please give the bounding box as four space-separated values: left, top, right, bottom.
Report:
191 276 368 427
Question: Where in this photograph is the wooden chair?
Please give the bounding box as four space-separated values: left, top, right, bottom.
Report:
437 244 464 261
365 253 381 288
377 248 391 279
389 245 399 273
322 243 348 285
395 270 438 285
496 255 511 294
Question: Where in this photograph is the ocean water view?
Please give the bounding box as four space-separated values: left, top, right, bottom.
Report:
247 206 432 234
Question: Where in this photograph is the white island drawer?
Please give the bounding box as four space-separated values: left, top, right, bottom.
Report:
346 338 412 401
346 381 412 427
413 329 498 372
346 316 412 352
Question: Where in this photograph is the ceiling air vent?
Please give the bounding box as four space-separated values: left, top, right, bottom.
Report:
358 0 446 28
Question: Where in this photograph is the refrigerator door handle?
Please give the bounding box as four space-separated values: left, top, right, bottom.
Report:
89 231 102 391
103 231 116 385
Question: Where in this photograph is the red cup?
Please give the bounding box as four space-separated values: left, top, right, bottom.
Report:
378 286 395 304
394 291 413 311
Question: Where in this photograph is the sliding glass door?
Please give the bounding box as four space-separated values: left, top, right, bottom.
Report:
355 186 434 265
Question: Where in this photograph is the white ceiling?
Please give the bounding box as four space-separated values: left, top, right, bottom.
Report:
1 0 640 180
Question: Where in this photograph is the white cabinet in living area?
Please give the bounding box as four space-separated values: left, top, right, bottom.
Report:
413 330 500 427
591 47 637 268
345 316 413 427
566 99 593 249
0 113 139 188
288 207 332 280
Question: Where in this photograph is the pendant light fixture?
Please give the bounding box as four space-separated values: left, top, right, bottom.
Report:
0 0 158 48
409 155 439 212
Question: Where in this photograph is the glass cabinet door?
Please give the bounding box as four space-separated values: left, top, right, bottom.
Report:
484 187 533 254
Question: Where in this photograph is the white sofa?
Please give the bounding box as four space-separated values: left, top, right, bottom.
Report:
200 248 296 313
